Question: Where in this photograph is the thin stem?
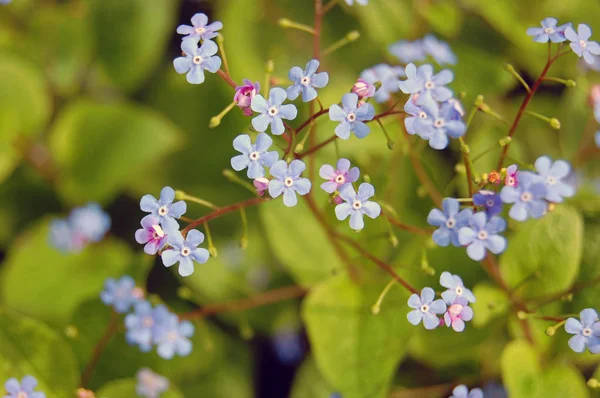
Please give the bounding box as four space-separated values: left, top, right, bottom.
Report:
371 279 397 314
405 133 443 207
295 108 329 134
297 134 338 159
376 119 395 150
278 18 315 35
204 222 217 257
217 69 237 89
177 191 219 210
323 31 360 56
80 311 118 388
322 0 339 14
459 137 476 198
182 197 269 234
382 211 432 235
222 170 257 194
524 110 552 123
528 275 600 309
216 34 230 76
504 64 531 93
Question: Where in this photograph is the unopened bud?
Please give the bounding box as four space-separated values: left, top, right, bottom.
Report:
371 304 381 315
363 174 371 183
253 178 269 196
504 63 515 72
548 203 556 212
455 163 466 175
387 140 395 150
549 118 561 130
266 60 275 73
517 311 528 320
565 79 576 88
545 326 556 336
346 30 360 41
294 143 304 153
588 378 600 388
389 234 398 248
175 190 186 200
416 185 427 198
481 173 489 182
177 286 193 300
352 78 376 99
209 116 221 128
499 136 512 146
65 325 79 339
278 18 292 28
209 246 218 258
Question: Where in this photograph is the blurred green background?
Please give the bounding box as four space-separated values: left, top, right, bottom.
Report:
0 0 599 397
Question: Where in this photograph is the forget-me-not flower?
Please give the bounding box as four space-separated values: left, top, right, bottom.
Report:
407 287 446 330
440 271 476 304
100 275 144 313
360 64 405 103
173 39 222 84
335 183 381 231
231 133 279 179
533 156 575 203
416 97 465 149
135 215 168 255
565 24 600 65
449 385 483 398
268 160 311 207
398 63 454 103
389 39 427 64
286 59 329 102
49 219 77 253
161 227 209 277
505 164 518 187
329 93 375 139
500 172 547 221
427 198 473 247
176 13 223 42
565 308 600 353
526 18 570 43
136 368 170 398
458 212 507 261
319 158 360 194
140 186 187 225
251 87 298 135
4 376 45 398
125 301 160 351
443 297 474 332
422 34 457 65
154 314 195 359
68 203 111 243
473 190 503 217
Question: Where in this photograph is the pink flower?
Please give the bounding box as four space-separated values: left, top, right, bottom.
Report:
504 164 518 187
319 158 360 194
234 79 260 116
254 177 269 196
443 297 473 332
351 78 375 99
135 215 168 255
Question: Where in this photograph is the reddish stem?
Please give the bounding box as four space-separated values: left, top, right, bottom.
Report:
182 197 269 234
80 311 118 388
217 69 237 89
295 108 330 134
297 134 337 159
382 211 433 235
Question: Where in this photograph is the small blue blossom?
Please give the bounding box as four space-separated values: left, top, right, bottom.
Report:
100 275 144 313
526 17 570 43
345 0 367 5
458 212 507 261
329 93 375 139
125 301 161 351
286 59 329 102
319 158 360 194
3 376 45 398
439 271 476 304
449 385 483 398
565 24 600 65
272 329 304 364
153 313 195 359
140 186 187 225
49 219 77 253
161 226 209 277
360 64 405 103
422 34 457 65
173 38 222 84
136 368 169 398
135 215 168 255
412 97 465 150
335 183 381 231
446 97 465 119
251 87 298 136
565 308 600 353
473 190 503 217
403 99 426 136
443 297 474 332
389 39 427 64
533 156 575 203
67 203 111 243
398 63 454 103
427 198 473 247
176 13 223 42
407 287 446 330
500 172 547 221
268 160 311 207
231 133 279 179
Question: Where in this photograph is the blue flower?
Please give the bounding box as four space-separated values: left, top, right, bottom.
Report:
409 98 465 149
176 13 223 42
427 198 473 247
526 17 570 43
499 172 547 221
565 24 600 65
4 376 45 398
360 64 405 103
251 87 298 136
439 271 476 304
449 385 483 398
153 314 195 359
268 160 311 207
136 368 169 398
173 39 222 84
458 212 507 261
230 133 279 179
68 202 111 243
161 227 209 277
399 63 454 103
140 186 187 225
272 329 304 364
125 301 161 351
135 215 169 255
329 93 375 139
335 183 381 231
407 287 446 330
473 190 503 217
286 59 329 102
422 34 457 65
389 39 427 64
319 158 360 194
565 308 600 353
533 156 575 203
344 0 368 5
100 275 143 313
49 219 76 253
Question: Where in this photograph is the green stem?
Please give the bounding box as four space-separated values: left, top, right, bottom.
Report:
204 222 218 257
377 119 395 150
371 279 397 314
323 31 360 55
176 191 219 210
222 170 257 194
278 18 315 34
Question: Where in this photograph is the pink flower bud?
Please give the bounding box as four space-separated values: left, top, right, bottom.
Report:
254 177 269 196
234 79 260 116
351 78 375 99
332 194 344 205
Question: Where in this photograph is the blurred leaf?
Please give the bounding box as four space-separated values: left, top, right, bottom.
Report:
354 0 414 45
290 356 336 398
572 222 600 310
302 275 413 398
471 283 509 328
48 100 182 204
535 365 589 398
0 218 133 325
96 378 183 398
501 340 540 397
0 309 78 398
417 0 463 37
500 205 583 298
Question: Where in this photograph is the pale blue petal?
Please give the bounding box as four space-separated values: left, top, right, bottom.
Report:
335 203 352 220
269 160 288 179
202 56 221 73
251 95 269 113
432 228 452 247
268 179 285 198
289 66 304 81
252 114 271 132
486 235 506 254
352 121 370 139
466 241 486 261
269 87 288 105
282 188 298 207
581 308 599 326
305 59 320 76
312 72 329 87
429 299 447 314
407 310 423 325
140 194 159 212
339 183 356 202
362 201 381 219
233 134 252 154
568 334 586 352
178 257 195 276
173 57 191 74
341 93 358 112
231 154 250 171
162 250 180 267
349 211 364 230
286 84 302 100
301 86 318 102
191 247 209 264
458 227 476 245
423 312 439 329
427 208 446 226
294 178 311 195
335 122 352 140
278 104 298 120
328 104 346 121
186 229 204 247
186 66 205 84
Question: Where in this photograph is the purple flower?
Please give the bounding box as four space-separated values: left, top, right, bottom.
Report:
173 39 221 84
319 158 360 193
135 215 168 255
504 164 518 187
449 385 483 398
176 13 223 42
161 227 209 277
427 198 473 247
234 79 260 116
407 287 447 330
231 133 279 179
153 314 195 359
136 368 169 398
268 160 311 207
100 275 144 313
251 87 298 136
4 376 45 398
352 78 376 100
413 97 465 150
335 183 381 231
439 271 476 304
473 190 503 217
329 93 375 139
388 39 427 64
458 212 507 261
140 186 187 225
533 156 575 203
68 203 111 243
565 308 600 353
254 177 269 196
287 59 329 102
360 64 405 103
526 18 570 43
443 297 474 332
500 172 547 221
398 63 454 103
565 24 600 65
422 34 457 65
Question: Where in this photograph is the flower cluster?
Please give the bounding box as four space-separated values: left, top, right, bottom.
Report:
389 34 457 66
565 308 600 354
100 275 145 313
49 203 111 253
3 376 45 398
448 384 483 398
136 368 170 398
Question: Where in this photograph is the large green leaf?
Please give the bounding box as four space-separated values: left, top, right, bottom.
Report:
0 309 79 398
48 100 182 204
500 205 583 298
302 275 413 398
290 357 337 398
96 378 183 398
0 218 133 325
471 283 509 328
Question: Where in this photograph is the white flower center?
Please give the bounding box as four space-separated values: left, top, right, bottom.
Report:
300 76 311 86
418 111 427 119
334 174 346 184
268 106 279 116
420 304 430 313
249 151 260 161
445 217 456 228
507 177 515 186
158 206 168 216
477 230 488 240
455 286 463 295
284 177 294 187
181 247 191 257
152 224 165 238
195 27 206 35
583 327 592 337
192 55 203 65
143 316 154 328
352 200 362 210
347 112 357 122
520 191 532 202
580 39 587 48
544 27 554 34
546 176 556 185
425 81 435 90
434 118 445 128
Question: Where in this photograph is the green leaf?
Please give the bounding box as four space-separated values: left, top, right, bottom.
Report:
290 357 336 398
48 100 182 204
87 0 178 91
500 205 583 298
0 309 79 398
302 275 413 398
0 218 133 325
471 283 509 328
96 378 183 398
535 365 589 398
501 340 541 397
